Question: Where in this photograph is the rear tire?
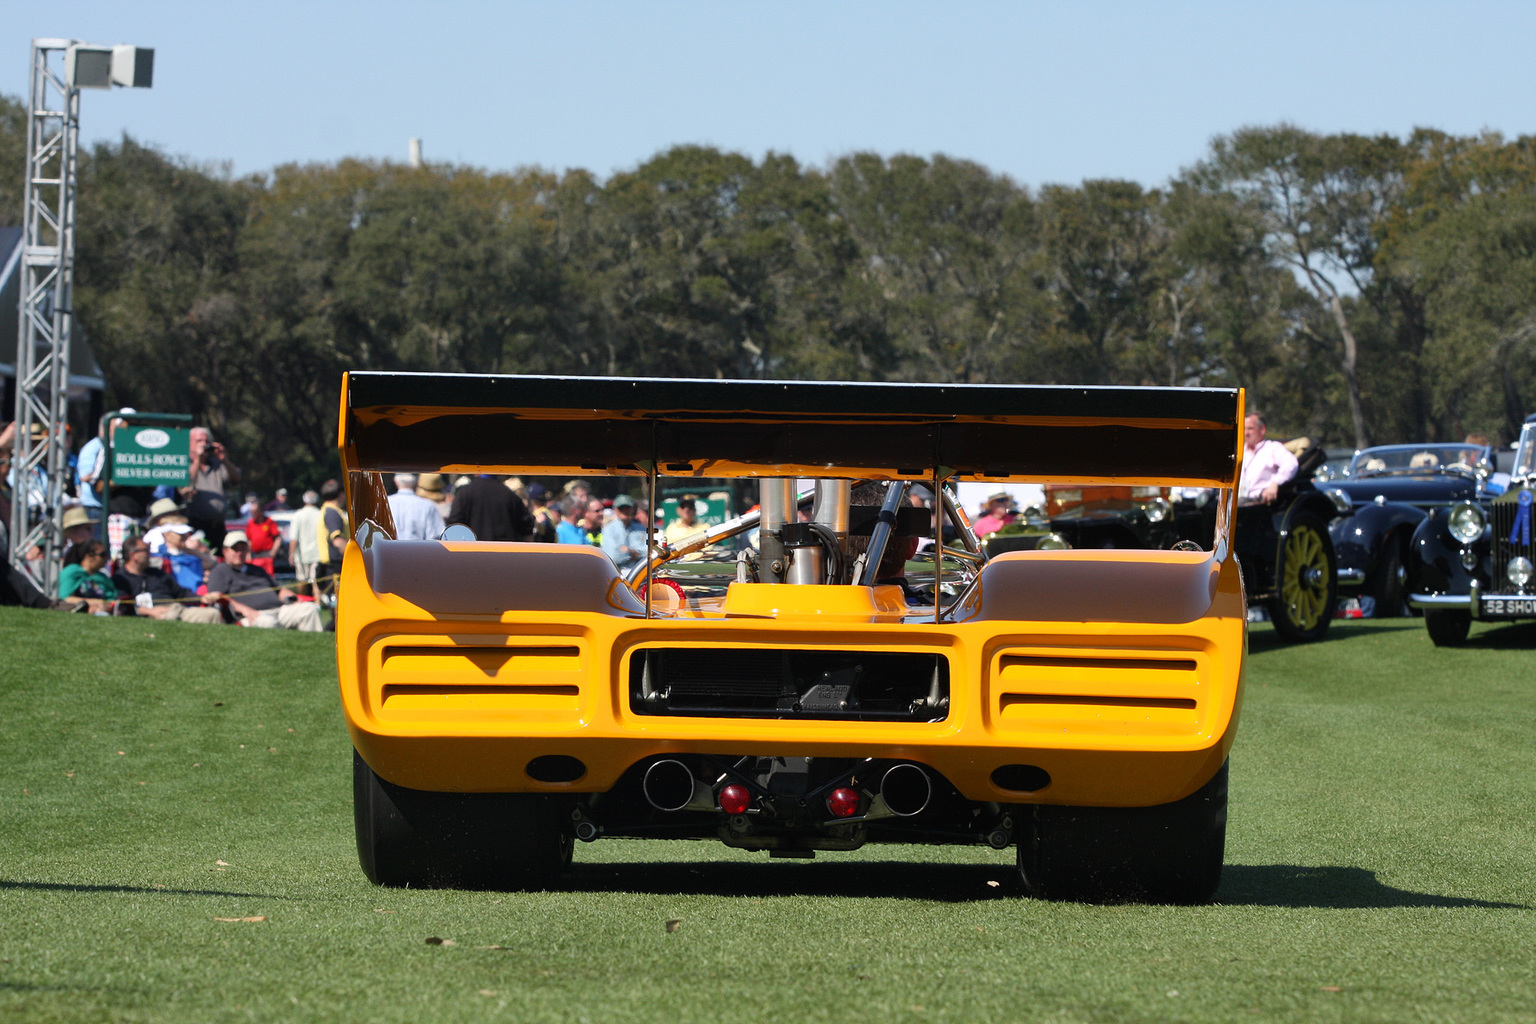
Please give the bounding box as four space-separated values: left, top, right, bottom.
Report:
1367 540 1407 618
1424 609 1472 647
1018 760 1228 904
354 751 573 888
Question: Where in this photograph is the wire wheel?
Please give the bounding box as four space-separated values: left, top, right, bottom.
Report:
1269 515 1336 642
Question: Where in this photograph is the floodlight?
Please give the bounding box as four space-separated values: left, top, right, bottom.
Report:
111 46 154 88
65 43 153 89
66 45 113 88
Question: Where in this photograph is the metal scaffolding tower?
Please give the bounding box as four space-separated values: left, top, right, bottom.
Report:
9 39 150 595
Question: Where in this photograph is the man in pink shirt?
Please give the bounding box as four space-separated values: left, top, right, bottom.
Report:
1239 413 1298 503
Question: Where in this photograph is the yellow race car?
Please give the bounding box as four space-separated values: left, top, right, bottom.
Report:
337 373 1248 901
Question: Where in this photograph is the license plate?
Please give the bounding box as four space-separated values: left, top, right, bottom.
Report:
1480 596 1536 618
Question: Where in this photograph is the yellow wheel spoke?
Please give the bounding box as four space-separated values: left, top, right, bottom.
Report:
1278 524 1328 631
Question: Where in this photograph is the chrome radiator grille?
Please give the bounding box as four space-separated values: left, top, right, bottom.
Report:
1489 491 1536 591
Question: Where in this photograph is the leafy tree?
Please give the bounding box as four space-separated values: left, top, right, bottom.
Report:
0 93 24 226
15 115 1536 485
1038 180 1170 386
71 136 250 441
828 153 1047 383
1160 182 1322 420
570 146 833 379
1382 132 1536 441
1196 126 1410 447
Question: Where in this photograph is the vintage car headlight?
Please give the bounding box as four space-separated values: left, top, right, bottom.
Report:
1509 556 1534 589
1143 497 1171 523
1324 487 1352 515
1035 533 1071 551
1448 501 1486 544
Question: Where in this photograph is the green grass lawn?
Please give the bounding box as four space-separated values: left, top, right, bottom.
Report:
2 607 1533 1023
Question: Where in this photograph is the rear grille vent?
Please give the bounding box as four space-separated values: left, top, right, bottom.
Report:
369 640 583 718
630 648 948 721
999 693 1196 710
991 648 1205 735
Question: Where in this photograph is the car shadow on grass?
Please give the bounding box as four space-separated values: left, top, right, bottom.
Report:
1465 621 1536 649
1216 865 1527 909
563 859 1021 902
0 879 285 900
1246 621 1417 656
558 861 1526 908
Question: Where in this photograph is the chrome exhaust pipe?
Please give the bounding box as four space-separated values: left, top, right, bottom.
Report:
866 763 932 820
642 759 715 813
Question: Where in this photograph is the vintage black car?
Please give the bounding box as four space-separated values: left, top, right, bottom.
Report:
1318 443 1494 617
1173 440 1340 642
1038 484 1178 550
976 485 1174 555
1310 448 1358 484
1227 442 1341 642
1408 417 1536 645
992 442 1343 643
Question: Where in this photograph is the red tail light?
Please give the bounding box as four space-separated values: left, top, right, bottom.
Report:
827 787 860 818
718 784 751 815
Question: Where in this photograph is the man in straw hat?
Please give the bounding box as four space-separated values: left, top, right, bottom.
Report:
60 506 96 550
143 497 215 593
415 473 451 518
971 491 1017 537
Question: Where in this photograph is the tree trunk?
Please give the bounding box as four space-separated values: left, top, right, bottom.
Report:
1328 291 1370 450
1164 289 1186 387
1498 321 1533 441
1304 267 1370 448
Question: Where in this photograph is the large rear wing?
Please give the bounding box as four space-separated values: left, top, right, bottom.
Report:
340 372 1244 487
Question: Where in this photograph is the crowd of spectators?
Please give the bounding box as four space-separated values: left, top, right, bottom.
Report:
1 415 730 623
428 475 706 571
0 422 332 630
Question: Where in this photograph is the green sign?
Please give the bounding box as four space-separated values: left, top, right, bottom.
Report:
112 426 191 485
660 490 732 528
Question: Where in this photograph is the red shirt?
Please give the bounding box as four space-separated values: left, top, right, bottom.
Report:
244 516 282 556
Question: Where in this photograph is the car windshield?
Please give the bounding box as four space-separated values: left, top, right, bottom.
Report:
1348 444 1482 477
1513 424 1536 481
1311 450 1355 482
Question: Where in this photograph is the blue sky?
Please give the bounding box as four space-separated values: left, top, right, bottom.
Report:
5 1 1535 189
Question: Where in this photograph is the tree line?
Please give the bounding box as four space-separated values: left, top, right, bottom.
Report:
4 93 1535 492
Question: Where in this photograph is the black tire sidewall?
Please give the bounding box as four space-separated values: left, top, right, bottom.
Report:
1368 538 1406 618
1019 760 1229 904
354 750 573 888
1424 609 1471 646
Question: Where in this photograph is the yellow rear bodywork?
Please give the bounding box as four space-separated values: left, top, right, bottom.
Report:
335 372 1248 811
